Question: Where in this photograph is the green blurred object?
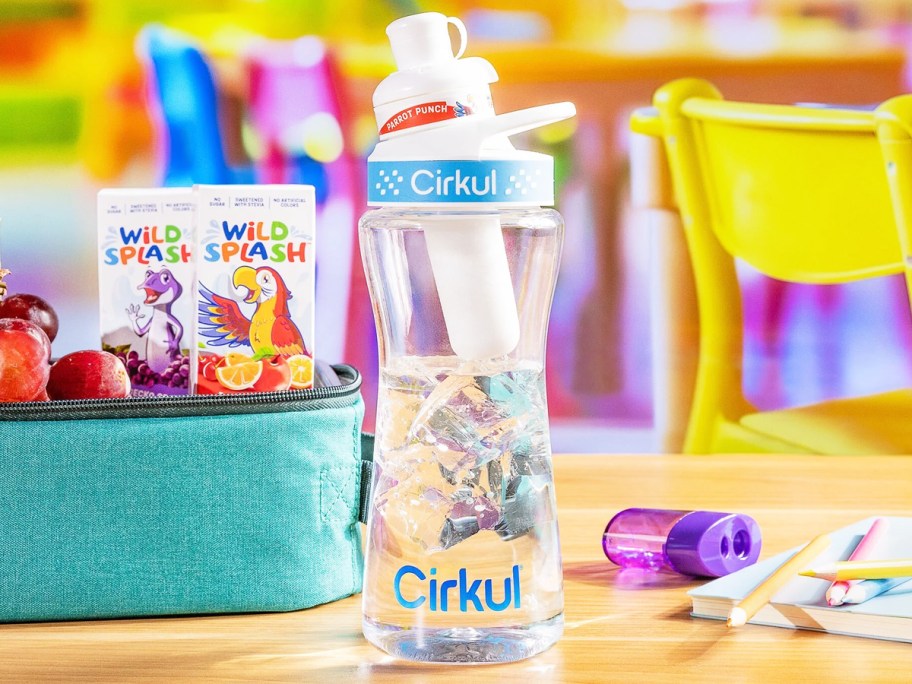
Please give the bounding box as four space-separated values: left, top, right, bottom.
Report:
0 1 81 22
0 88 82 164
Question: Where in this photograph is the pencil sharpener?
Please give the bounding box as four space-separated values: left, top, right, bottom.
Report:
603 508 762 577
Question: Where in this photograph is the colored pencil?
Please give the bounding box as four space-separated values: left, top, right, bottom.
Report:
826 518 888 606
727 533 831 628
842 577 912 605
800 558 912 582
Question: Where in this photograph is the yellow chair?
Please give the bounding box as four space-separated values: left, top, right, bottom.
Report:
643 77 912 454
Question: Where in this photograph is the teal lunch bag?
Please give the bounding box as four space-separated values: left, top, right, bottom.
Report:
0 363 373 622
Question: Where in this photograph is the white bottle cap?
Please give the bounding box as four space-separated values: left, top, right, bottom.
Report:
372 12 494 135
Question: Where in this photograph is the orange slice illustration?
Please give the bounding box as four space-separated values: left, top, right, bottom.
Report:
287 354 314 389
215 360 263 390
224 352 253 367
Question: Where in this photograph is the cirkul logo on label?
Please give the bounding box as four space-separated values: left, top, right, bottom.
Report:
375 168 406 197
394 564 522 612
368 160 554 205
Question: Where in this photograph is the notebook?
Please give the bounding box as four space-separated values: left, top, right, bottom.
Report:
689 516 912 643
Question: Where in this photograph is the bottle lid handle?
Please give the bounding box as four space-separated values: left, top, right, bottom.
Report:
478 102 577 143
386 12 468 70
448 16 467 59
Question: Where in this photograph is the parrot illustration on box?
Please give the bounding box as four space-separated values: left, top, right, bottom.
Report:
198 265 309 357
127 268 184 373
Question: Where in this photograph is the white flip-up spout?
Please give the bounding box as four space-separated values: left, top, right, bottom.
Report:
472 102 577 157
475 102 577 146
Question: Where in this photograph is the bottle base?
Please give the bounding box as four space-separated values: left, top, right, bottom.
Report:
362 613 563 664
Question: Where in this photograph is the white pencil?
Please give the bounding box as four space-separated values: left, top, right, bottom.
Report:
842 577 912 604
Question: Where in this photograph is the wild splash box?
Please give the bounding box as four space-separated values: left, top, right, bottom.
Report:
194 185 315 394
98 188 196 396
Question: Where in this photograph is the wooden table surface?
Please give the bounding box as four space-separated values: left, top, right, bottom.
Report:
3 454 912 682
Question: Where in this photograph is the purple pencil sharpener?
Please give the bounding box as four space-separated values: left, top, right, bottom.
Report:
602 508 762 577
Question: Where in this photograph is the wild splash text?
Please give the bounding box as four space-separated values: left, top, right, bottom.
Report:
203 220 308 263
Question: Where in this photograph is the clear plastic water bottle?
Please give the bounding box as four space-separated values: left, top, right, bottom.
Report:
359 12 575 664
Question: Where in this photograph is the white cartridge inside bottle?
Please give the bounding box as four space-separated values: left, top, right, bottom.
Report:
422 214 519 360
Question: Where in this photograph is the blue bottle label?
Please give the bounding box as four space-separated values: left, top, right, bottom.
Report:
368 160 554 205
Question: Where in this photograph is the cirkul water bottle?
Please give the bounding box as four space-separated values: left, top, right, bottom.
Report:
359 12 576 664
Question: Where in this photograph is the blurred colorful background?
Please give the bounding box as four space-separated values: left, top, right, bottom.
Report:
2 0 912 451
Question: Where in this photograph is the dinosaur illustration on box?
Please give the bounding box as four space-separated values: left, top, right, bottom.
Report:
127 268 184 373
198 265 309 357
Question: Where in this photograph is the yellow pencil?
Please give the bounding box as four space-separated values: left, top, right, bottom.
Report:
800 558 912 582
727 533 831 628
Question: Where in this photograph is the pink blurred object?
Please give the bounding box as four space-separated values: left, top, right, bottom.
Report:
245 38 377 426
247 37 342 185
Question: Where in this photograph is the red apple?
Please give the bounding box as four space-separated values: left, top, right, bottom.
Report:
47 350 130 400
0 318 51 402
252 355 292 392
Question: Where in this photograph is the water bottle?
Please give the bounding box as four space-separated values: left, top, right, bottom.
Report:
359 12 576 663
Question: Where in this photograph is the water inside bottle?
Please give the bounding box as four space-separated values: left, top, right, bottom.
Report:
362 356 564 663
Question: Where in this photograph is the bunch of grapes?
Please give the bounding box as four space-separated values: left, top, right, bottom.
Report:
161 354 192 389
115 351 191 390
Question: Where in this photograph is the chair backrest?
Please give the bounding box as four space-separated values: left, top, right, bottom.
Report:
652 78 912 451
137 25 234 186
658 80 905 283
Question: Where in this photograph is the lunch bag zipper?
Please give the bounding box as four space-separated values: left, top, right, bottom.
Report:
0 364 362 421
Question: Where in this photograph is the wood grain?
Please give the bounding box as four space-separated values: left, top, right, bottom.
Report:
2 454 911 682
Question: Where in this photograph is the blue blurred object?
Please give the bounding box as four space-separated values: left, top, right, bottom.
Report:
137 25 255 186
465 10 551 42
291 154 329 203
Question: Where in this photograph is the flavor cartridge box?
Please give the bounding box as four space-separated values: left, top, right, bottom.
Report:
98 188 196 396
194 185 316 394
